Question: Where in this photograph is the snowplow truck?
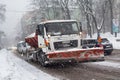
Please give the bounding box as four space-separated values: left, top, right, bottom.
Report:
25 20 104 66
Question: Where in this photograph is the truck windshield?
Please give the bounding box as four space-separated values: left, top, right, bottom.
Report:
45 22 79 36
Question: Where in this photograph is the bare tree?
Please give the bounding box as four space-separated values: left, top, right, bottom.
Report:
107 0 114 34
0 3 6 23
21 0 118 39
0 3 6 48
77 0 93 37
59 0 71 19
77 0 107 37
0 31 5 48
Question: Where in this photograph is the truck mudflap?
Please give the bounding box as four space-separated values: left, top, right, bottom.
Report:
46 48 104 62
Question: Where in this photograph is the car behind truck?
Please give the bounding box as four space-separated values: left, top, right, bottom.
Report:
81 38 113 56
25 20 104 66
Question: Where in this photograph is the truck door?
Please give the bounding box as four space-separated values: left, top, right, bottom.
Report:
37 25 46 48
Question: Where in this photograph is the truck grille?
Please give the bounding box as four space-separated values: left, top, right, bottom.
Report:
53 40 78 50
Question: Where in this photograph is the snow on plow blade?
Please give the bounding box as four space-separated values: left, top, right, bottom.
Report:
46 48 104 63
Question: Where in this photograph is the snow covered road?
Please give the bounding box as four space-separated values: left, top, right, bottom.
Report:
1 49 120 80
0 49 58 80
87 61 120 69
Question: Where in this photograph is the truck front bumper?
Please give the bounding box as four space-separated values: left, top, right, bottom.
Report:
46 48 104 63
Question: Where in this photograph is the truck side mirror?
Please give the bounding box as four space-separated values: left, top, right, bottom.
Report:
79 22 82 32
36 25 44 36
36 28 41 35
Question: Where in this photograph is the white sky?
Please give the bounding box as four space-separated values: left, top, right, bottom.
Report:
1 0 30 36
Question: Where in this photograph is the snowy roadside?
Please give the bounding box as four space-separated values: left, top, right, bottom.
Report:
0 49 58 80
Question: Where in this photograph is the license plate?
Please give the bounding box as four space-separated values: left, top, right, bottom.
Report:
62 41 70 44
106 46 110 47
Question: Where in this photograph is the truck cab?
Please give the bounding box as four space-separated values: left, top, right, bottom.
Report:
37 20 81 52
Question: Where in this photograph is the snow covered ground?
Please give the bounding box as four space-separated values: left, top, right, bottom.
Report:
0 49 58 80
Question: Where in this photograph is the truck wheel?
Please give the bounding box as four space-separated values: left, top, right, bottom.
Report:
104 51 112 56
38 52 48 67
21 51 24 56
26 52 30 62
99 57 105 61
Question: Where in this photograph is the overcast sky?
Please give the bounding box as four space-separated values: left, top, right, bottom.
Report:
1 0 30 36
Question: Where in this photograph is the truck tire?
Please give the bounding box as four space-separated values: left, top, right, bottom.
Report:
37 51 48 67
104 51 112 56
26 52 30 62
21 51 24 56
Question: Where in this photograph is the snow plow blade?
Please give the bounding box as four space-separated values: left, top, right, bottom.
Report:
46 48 104 63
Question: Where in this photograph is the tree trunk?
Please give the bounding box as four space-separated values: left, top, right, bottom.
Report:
86 14 92 38
60 0 71 20
66 7 71 19
108 0 113 34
